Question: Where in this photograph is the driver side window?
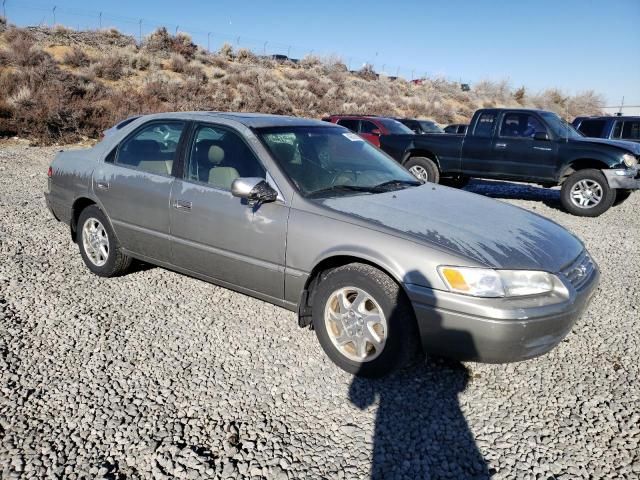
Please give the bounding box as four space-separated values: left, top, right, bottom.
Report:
116 122 185 176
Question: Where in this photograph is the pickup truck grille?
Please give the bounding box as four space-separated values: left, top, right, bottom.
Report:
561 251 596 291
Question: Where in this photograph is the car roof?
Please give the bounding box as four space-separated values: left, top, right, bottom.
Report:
326 114 395 120
129 111 333 129
576 116 640 120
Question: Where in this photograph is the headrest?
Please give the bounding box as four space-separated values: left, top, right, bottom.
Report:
208 145 225 165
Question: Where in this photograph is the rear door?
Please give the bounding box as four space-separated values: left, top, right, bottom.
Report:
169 123 288 300
359 120 382 147
93 120 187 261
493 112 557 179
461 110 500 177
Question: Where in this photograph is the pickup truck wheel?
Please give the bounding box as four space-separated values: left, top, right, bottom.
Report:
312 263 420 378
405 157 440 183
560 169 615 217
77 205 132 277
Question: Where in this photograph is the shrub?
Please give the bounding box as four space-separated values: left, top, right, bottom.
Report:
172 33 197 60
62 47 90 67
218 43 234 60
167 53 187 73
235 48 257 64
92 55 125 80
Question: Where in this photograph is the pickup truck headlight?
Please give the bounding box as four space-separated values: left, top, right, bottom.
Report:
622 153 638 168
438 266 555 297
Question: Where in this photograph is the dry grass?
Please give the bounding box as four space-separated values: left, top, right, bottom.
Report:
0 23 605 145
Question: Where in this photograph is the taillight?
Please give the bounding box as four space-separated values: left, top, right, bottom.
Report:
47 166 53 178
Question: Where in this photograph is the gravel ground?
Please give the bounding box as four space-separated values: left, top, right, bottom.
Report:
1 142 638 480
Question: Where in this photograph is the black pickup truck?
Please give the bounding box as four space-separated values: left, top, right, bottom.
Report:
380 108 640 216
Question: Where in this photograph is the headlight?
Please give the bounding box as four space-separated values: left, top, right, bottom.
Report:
622 153 638 168
438 266 555 297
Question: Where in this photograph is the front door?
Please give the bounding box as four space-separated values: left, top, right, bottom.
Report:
169 124 288 300
493 112 557 180
93 120 187 261
359 120 382 147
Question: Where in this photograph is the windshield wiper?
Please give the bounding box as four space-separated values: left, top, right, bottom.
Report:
307 185 378 198
371 179 422 191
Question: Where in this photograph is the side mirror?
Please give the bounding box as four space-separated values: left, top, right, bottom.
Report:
370 128 381 136
533 131 550 141
231 177 278 205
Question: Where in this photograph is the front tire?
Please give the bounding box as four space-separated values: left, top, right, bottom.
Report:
77 205 132 277
312 263 420 378
405 156 440 183
560 169 615 217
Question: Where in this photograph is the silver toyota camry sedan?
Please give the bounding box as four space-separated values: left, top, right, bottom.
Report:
45 112 599 377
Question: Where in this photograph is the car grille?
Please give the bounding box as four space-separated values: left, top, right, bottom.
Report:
561 251 597 291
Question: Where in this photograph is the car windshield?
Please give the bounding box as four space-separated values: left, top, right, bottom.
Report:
257 126 420 197
540 112 584 139
419 121 444 133
378 119 414 134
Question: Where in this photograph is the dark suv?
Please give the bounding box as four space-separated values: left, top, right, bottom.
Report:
321 115 412 147
573 116 640 143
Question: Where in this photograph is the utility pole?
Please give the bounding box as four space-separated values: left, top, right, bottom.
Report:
236 36 240 46
138 19 142 44
99 11 102 29
287 46 291 58
2 0 7 21
263 41 267 55
207 32 211 52
52 5 56 25
411 69 415 80
396 66 400 77
175 25 179 35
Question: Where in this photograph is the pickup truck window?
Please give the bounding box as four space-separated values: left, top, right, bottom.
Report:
473 112 496 138
499 113 546 138
116 121 185 176
186 125 265 190
578 119 607 138
621 121 640 140
540 112 583 139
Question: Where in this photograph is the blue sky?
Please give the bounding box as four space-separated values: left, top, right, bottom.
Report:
7 0 640 107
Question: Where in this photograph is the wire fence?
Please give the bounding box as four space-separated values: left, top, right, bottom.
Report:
2 0 472 85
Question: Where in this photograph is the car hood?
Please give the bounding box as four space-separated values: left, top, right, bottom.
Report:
320 185 583 272
571 136 640 154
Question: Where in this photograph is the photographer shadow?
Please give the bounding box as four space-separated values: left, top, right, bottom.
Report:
348 270 490 479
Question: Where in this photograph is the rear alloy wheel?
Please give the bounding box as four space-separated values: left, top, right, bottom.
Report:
77 205 132 277
560 169 615 217
312 263 420 377
405 156 440 183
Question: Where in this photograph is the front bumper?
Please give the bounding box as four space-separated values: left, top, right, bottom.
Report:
603 168 640 189
405 257 600 363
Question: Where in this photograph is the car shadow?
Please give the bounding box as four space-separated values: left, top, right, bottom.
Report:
463 178 563 211
348 271 490 479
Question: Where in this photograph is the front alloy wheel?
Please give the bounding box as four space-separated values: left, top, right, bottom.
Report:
324 286 388 362
312 263 420 377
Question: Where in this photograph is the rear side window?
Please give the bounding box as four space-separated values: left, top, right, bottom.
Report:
577 119 607 138
621 121 640 140
499 113 546 138
116 122 185 176
473 113 496 138
336 119 359 132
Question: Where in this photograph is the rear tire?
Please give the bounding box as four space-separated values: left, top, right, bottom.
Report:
77 205 132 277
560 169 615 217
312 263 420 378
405 157 440 183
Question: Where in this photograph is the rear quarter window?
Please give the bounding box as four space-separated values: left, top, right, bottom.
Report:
473 113 496 138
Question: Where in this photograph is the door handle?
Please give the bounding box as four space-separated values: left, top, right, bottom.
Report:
96 181 109 190
495 143 507 149
173 200 192 210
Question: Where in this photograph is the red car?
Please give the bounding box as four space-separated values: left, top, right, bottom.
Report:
321 115 413 147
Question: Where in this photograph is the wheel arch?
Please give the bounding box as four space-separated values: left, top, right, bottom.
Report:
402 149 441 169
70 197 98 242
297 254 412 328
558 158 611 184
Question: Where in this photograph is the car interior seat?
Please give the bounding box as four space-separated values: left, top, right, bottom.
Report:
206 145 239 190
